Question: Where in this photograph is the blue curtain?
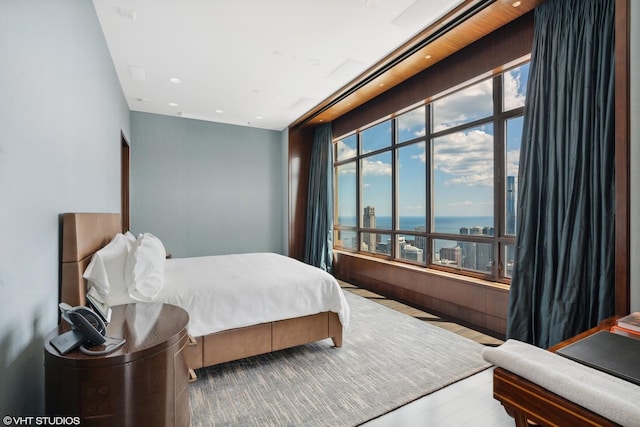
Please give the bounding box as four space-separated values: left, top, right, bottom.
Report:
507 0 615 348
304 123 334 272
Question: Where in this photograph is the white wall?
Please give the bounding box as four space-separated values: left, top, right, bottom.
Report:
130 112 286 257
0 0 129 415
630 1 640 311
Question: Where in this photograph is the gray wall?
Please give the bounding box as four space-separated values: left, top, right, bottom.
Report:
0 0 130 415
130 112 285 257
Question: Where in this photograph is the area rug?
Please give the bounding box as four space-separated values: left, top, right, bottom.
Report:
189 290 491 426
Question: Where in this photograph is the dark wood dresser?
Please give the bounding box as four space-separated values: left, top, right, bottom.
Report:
44 303 190 427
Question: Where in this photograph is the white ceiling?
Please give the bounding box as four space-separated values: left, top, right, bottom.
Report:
92 0 463 131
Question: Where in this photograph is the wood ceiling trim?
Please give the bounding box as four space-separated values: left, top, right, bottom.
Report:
289 0 545 130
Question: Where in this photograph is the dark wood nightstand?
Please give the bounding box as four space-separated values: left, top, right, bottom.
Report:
44 303 190 427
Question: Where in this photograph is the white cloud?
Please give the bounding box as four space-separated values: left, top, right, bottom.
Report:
503 68 526 110
411 152 426 163
432 79 492 132
335 139 356 160
337 161 356 174
397 106 426 140
337 157 392 176
433 128 494 187
506 148 520 178
362 158 392 176
449 200 473 207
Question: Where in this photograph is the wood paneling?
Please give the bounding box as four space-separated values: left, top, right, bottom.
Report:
334 251 509 337
614 0 630 315
120 132 130 232
287 125 313 261
333 13 534 137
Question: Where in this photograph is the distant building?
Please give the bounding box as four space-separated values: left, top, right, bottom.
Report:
413 225 427 251
440 246 462 266
506 175 517 266
398 236 423 263
459 225 493 272
507 175 516 235
362 206 376 251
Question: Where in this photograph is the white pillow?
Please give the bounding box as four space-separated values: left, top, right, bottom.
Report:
123 231 137 247
124 233 166 302
83 233 130 302
140 232 166 258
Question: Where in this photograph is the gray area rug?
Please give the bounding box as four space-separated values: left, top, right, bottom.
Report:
190 290 491 426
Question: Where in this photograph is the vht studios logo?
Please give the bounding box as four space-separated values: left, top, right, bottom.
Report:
3 416 80 426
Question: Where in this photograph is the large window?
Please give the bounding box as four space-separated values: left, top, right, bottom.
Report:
333 62 529 283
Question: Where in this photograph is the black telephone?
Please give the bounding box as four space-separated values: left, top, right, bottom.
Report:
51 303 125 356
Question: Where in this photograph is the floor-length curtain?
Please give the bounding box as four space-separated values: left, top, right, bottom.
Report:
304 123 334 272
507 0 615 348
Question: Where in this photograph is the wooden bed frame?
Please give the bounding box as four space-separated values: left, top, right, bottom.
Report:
60 212 343 376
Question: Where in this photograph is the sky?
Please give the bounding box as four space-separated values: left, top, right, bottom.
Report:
335 62 529 221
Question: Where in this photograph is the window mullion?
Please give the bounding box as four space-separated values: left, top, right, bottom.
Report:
493 75 504 281
391 119 397 259
426 103 434 265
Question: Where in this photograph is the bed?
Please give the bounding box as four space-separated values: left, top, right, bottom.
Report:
60 212 348 377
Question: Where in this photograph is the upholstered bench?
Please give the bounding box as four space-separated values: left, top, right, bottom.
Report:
482 340 640 426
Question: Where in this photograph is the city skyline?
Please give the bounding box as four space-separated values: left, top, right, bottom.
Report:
351 205 506 274
335 63 528 219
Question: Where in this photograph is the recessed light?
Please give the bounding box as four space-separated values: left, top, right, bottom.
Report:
136 97 149 103
425 54 432 60
512 1 522 7
379 83 385 87
169 102 178 107
215 109 224 114
169 77 181 84
256 115 263 120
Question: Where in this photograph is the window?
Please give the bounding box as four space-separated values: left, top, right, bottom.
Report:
333 62 529 283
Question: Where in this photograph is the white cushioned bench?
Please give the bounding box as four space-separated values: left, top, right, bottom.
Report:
482 340 640 426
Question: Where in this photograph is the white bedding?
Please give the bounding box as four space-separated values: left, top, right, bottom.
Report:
154 252 350 337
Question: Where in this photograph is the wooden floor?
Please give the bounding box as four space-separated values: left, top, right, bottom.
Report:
340 281 515 427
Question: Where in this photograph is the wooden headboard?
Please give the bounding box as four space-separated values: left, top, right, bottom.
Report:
61 212 121 307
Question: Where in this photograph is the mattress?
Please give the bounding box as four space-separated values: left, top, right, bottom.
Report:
154 252 350 337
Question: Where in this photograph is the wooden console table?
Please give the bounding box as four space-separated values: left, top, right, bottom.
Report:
492 317 622 427
44 303 190 427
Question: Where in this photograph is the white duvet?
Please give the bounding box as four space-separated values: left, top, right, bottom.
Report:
154 252 350 337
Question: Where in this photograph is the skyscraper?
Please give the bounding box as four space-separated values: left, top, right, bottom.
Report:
507 176 516 235
440 246 462 266
459 226 493 272
506 175 517 267
362 206 376 251
398 236 424 263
